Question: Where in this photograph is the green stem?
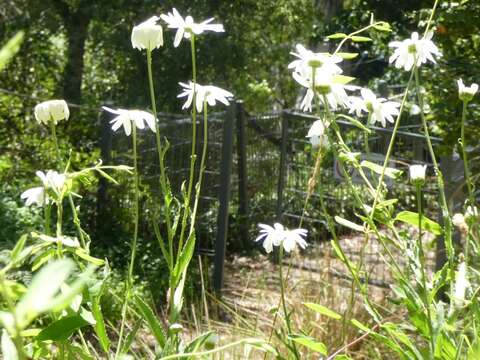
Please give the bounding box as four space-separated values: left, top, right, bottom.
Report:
417 184 435 358
44 204 51 236
50 122 87 249
146 48 173 262
460 100 475 262
116 125 139 359
278 246 300 360
188 100 208 236
414 68 454 273
178 34 198 257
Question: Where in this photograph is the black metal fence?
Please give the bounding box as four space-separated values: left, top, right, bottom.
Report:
98 100 465 294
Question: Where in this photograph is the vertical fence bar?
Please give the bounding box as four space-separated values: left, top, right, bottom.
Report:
213 101 235 295
276 110 289 221
436 153 464 272
236 100 249 250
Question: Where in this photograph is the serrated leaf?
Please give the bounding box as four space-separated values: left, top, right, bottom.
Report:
37 315 89 341
289 335 327 355
327 33 347 40
134 295 166 348
351 35 372 42
360 160 402 179
303 303 341 320
394 211 442 235
335 216 364 232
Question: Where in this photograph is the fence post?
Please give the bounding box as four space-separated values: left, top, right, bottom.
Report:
213 101 235 295
276 110 289 221
236 100 249 250
436 153 464 272
96 106 113 234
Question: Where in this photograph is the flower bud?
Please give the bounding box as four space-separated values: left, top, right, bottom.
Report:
34 100 69 125
409 164 427 185
452 213 468 235
131 16 163 51
457 78 478 103
306 120 328 148
465 205 479 223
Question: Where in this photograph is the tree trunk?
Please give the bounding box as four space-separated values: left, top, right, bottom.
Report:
316 0 343 22
62 16 90 104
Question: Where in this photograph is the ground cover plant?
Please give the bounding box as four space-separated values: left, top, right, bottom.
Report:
1 1 480 359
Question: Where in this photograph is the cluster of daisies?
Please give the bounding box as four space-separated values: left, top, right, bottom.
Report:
257 30 479 255
107 9 233 137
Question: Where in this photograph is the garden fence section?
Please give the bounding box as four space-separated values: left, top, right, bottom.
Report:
98 101 464 294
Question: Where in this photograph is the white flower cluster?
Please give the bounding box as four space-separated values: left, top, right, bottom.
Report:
255 223 308 253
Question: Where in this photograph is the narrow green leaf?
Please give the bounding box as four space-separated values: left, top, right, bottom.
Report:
74 248 105 266
335 216 364 232
333 74 356 85
327 33 347 40
289 335 327 355
92 297 110 352
337 52 359 60
336 114 372 134
395 211 442 235
185 331 216 353
360 160 402 179
350 319 370 332
0 31 24 72
37 315 89 341
134 295 166 348
121 319 142 354
303 303 341 320
10 234 28 263
351 35 372 42
373 21 392 32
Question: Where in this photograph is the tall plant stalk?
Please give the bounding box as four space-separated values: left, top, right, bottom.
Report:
116 125 139 359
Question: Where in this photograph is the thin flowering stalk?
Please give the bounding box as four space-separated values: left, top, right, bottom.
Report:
414 67 454 271
278 246 300 360
416 183 435 358
178 34 198 256
49 120 88 249
146 48 174 252
116 125 140 358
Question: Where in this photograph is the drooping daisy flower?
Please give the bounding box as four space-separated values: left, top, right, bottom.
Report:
255 223 308 253
21 186 45 206
389 31 441 71
288 44 343 76
160 8 224 47
348 88 400 127
453 262 470 308
20 170 66 206
306 119 328 148
131 16 164 51
34 100 70 125
409 164 427 184
457 78 478 102
177 82 233 112
103 106 156 136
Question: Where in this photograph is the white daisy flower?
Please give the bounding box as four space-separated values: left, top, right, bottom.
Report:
288 44 343 76
34 100 70 125
409 164 427 183
348 88 400 127
306 119 328 148
457 78 478 102
103 106 156 136
21 187 45 206
255 223 308 253
131 16 164 51
160 8 224 47
389 31 441 71
177 82 233 112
